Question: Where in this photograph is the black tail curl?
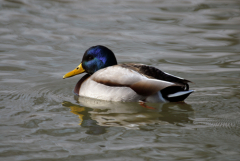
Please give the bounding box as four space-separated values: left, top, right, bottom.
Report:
161 86 193 102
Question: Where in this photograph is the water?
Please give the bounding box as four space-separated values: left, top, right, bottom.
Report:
0 0 240 160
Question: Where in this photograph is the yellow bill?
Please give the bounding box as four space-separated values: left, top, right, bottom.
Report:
63 63 85 79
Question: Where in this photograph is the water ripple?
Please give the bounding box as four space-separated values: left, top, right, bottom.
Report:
0 0 240 160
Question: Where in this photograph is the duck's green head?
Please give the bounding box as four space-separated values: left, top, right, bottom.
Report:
63 45 117 78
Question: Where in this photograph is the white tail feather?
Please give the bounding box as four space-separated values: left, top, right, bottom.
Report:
168 90 194 98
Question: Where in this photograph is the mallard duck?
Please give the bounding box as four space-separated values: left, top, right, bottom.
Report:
63 45 194 102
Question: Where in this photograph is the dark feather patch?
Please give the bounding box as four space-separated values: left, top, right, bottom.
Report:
93 79 126 87
130 81 163 96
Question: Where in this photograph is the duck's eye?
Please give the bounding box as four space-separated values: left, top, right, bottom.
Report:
87 56 94 61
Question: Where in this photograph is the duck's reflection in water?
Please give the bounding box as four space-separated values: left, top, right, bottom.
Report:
62 96 194 135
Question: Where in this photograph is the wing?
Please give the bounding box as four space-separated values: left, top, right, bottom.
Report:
91 65 183 96
120 63 191 90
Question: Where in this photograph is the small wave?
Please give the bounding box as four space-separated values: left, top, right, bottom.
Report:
194 112 240 128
